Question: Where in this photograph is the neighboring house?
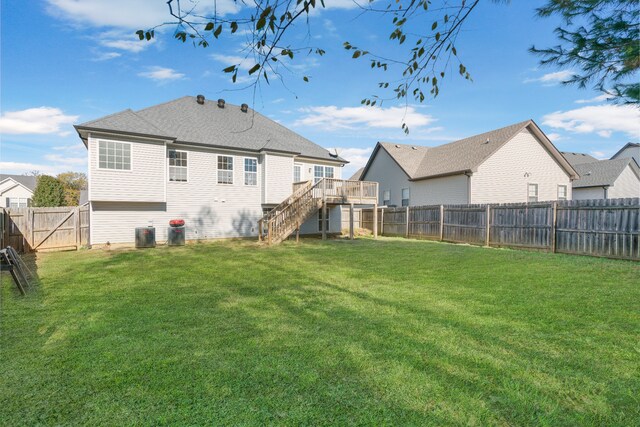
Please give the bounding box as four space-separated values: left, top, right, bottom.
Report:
349 167 364 181
0 174 37 208
563 153 640 200
74 95 347 244
360 120 577 206
611 142 640 165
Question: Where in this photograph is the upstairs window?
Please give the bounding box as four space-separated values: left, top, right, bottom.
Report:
557 185 567 201
244 158 257 186
168 150 187 182
98 140 131 170
314 165 334 183
293 164 301 183
383 190 390 206
401 188 410 207
528 183 539 202
218 155 233 184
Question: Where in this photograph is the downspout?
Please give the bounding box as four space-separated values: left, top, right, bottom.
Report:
464 171 473 204
603 185 609 199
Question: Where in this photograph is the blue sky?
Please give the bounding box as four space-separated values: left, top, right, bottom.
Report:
1 0 638 178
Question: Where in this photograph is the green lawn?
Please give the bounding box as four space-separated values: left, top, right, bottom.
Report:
1 238 638 426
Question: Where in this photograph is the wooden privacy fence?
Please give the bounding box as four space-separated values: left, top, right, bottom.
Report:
362 198 640 260
2 204 89 252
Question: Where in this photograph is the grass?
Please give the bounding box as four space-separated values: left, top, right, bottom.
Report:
1 237 639 426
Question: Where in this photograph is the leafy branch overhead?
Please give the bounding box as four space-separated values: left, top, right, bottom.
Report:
136 0 638 132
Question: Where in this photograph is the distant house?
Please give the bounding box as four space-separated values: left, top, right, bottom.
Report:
348 167 364 181
611 142 640 165
563 152 640 200
74 95 348 244
360 120 577 206
0 174 37 208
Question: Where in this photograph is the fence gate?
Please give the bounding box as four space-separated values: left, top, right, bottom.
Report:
2 205 89 252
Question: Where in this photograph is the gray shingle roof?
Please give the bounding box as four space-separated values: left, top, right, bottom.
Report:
611 142 640 160
76 96 345 163
0 174 37 191
572 158 638 188
366 120 575 180
348 167 364 181
562 152 599 166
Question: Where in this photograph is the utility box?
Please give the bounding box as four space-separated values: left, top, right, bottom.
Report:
135 227 156 248
168 226 185 246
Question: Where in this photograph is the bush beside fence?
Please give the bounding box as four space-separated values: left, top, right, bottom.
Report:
361 198 640 260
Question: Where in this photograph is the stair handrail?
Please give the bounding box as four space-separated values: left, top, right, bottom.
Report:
260 180 314 224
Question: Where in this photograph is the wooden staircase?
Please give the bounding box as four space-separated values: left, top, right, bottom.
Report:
258 178 379 245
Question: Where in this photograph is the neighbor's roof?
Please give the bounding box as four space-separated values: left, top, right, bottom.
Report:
610 142 640 160
562 152 599 166
362 120 577 180
348 167 364 181
0 174 37 191
75 96 346 163
572 158 640 188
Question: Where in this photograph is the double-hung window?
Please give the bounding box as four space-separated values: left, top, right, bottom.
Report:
168 150 187 182
383 190 390 206
557 185 567 201
293 164 302 183
528 183 539 202
401 188 410 207
98 140 131 170
8 198 29 208
244 158 257 186
218 155 233 184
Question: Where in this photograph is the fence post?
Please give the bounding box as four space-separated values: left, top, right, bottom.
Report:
439 205 444 241
551 201 557 253
405 206 410 237
30 209 35 251
75 207 81 250
485 204 491 247
380 208 385 236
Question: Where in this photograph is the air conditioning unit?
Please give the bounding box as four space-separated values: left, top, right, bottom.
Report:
135 227 156 248
168 226 185 246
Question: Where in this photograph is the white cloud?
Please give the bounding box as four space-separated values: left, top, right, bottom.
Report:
100 38 149 53
575 94 610 104
546 132 564 142
0 107 78 135
210 53 256 71
138 66 185 82
92 51 121 61
46 0 240 29
44 154 87 165
294 105 436 130
524 70 574 85
590 151 609 160
329 146 373 178
542 104 640 139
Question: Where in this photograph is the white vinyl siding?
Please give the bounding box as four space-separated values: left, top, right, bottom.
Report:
98 140 131 170
244 158 258 186
362 148 412 206
608 164 640 198
168 150 188 182
217 155 233 184
89 136 165 203
265 154 293 204
410 175 469 205
471 128 572 203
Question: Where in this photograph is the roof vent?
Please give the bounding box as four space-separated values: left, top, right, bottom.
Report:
240 103 249 113
411 146 417 150
196 94 205 105
483 138 490 144
217 99 225 108
395 144 401 148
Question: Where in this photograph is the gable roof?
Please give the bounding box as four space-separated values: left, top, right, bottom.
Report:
610 142 640 160
75 96 346 163
562 152 599 166
362 120 577 181
348 167 364 181
0 174 37 192
572 158 640 188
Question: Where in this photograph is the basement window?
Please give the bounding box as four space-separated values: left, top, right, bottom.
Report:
528 183 539 202
218 155 234 184
168 150 188 182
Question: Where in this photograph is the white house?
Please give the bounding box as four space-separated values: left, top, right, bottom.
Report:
360 120 578 206
611 142 640 165
74 95 347 245
0 174 37 208
563 152 640 200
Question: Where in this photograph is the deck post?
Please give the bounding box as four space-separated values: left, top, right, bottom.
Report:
296 223 300 243
380 208 385 236
267 220 272 245
321 202 327 240
349 203 354 240
372 203 378 239
258 219 263 242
